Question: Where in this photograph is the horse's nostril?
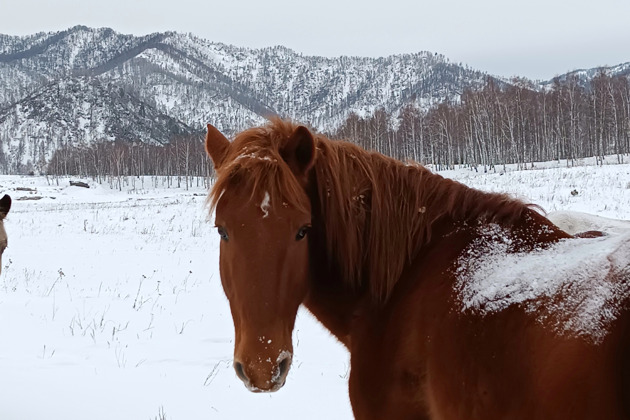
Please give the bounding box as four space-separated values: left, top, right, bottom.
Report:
234 361 249 383
274 353 292 385
278 356 290 377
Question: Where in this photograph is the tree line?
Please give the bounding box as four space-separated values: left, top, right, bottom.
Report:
47 134 211 190
334 71 630 170
45 70 630 180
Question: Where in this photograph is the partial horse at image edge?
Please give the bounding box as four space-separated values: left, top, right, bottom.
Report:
205 118 630 419
0 194 11 275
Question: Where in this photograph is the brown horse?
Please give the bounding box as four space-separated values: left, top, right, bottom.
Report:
205 119 630 419
0 194 11 274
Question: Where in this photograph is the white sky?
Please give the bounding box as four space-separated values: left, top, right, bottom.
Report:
2 0 629 81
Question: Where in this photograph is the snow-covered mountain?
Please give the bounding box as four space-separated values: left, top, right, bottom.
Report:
0 26 493 128
0 25 628 173
0 25 495 171
0 77 195 173
541 61 630 88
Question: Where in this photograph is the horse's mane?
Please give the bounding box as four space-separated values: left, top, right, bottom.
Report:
312 135 534 302
211 119 534 302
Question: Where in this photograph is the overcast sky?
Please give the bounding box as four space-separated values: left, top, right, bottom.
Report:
2 0 629 80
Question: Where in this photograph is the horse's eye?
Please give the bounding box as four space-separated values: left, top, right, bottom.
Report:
216 226 229 241
296 225 310 241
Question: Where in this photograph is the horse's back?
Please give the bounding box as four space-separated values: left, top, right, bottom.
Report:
548 210 630 236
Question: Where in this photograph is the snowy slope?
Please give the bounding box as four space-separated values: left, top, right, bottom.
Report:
0 156 628 419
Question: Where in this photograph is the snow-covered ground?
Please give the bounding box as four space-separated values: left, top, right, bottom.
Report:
0 156 629 420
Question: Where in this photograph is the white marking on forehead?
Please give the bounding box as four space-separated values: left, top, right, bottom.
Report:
260 192 271 218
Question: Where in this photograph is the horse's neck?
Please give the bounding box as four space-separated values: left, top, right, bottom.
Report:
497 207 573 249
301 209 571 350
418 169 573 250
304 230 367 347
302 174 368 347
436 207 573 257
301 154 571 345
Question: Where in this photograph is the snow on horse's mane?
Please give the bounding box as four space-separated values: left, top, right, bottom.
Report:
455 222 630 343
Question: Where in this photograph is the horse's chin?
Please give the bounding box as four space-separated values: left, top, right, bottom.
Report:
244 380 286 393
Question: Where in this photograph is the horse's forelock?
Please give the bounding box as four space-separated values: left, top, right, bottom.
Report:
209 120 310 215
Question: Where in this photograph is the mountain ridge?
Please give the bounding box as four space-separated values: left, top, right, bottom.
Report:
0 25 628 173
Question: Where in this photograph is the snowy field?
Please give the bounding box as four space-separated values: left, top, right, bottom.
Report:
0 156 629 420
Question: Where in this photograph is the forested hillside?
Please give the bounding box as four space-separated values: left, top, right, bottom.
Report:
1 26 628 175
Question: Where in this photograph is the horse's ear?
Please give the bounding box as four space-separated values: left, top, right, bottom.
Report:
0 194 11 220
281 126 316 177
205 124 230 169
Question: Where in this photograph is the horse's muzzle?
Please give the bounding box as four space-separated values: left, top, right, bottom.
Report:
233 351 292 393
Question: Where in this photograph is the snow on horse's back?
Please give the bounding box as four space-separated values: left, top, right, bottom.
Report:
548 210 630 236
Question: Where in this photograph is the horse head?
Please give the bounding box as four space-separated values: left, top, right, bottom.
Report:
206 122 315 392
